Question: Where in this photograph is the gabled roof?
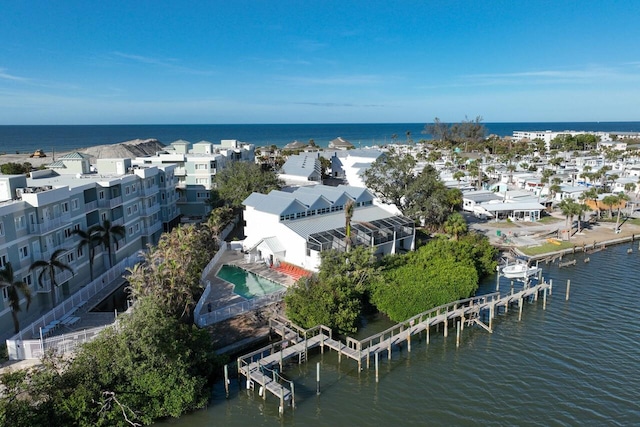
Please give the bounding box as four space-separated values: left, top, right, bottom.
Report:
243 192 307 216
280 154 320 179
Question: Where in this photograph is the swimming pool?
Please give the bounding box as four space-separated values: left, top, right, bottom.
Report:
216 265 285 299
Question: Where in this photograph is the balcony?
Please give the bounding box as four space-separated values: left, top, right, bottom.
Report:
37 214 72 234
142 222 163 236
174 167 187 176
97 196 122 209
35 268 74 292
141 203 161 217
141 185 159 197
84 200 98 212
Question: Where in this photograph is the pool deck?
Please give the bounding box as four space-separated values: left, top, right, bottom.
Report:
200 249 297 311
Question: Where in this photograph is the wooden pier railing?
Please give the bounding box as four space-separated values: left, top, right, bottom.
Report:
235 280 554 414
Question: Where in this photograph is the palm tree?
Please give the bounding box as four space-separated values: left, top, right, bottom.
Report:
344 199 355 252
558 199 580 240
95 219 126 268
443 212 467 241
72 226 101 282
453 170 466 188
601 195 619 219
0 262 32 334
614 193 630 231
30 248 74 308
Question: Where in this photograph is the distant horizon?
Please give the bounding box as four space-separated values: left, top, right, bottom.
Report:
3 120 640 127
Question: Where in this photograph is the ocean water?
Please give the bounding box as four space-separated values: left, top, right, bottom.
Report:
159 243 640 426
1 122 640 155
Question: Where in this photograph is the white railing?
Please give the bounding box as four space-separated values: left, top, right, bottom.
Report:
38 214 72 234
7 324 114 360
196 289 287 327
6 252 143 360
192 245 228 321
85 200 98 211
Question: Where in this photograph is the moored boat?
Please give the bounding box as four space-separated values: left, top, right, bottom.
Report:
501 261 541 279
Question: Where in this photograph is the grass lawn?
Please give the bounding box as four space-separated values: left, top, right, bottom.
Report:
518 240 575 256
537 215 563 224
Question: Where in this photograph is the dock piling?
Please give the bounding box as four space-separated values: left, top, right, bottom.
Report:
224 364 230 398
316 362 321 395
518 298 523 321
375 352 379 383
456 321 461 348
565 279 571 301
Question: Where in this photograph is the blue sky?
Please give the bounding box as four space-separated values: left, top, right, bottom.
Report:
1 0 639 125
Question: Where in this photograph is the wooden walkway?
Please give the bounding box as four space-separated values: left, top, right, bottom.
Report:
236 281 553 413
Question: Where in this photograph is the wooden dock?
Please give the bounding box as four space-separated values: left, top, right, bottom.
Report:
236 280 553 413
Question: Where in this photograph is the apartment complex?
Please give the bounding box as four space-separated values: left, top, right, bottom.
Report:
0 153 180 335
133 139 255 218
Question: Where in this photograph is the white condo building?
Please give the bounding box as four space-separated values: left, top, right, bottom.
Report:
0 153 180 336
134 139 255 219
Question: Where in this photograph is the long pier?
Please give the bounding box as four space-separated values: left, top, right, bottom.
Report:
236 280 553 413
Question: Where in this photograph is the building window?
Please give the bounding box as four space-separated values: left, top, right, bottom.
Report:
64 227 73 238
128 226 133 235
66 252 75 263
0 254 7 268
72 199 79 210
1 287 7 300
101 212 107 221
0 221 4 236
135 223 140 232
133 204 139 213
195 163 207 170
19 245 29 259
74 224 80 231
125 186 130 195
15 215 26 230
77 246 84 258
127 207 132 216
22 274 32 288
99 191 105 200
61 202 69 213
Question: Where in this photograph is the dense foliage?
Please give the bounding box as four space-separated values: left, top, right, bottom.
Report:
127 224 217 321
0 162 32 175
211 161 283 208
1 224 224 426
370 234 497 322
363 152 461 228
0 298 221 426
285 232 497 330
284 247 379 334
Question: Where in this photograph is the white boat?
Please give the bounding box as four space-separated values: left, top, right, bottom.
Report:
501 261 541 279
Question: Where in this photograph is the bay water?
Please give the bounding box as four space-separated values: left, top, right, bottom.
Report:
161 243 639 426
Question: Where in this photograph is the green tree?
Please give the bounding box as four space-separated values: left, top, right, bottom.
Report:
95 219 126 268
601 195 619 219
205 206 235 242
0 263 32 334
371 235 495 322
29 248 74 308
72 226 101 282
0 162 32 175
214 161 283 209
558 199 580 240
362 148 416 208
128 224 217 321
443 212 467 240
285 247 379 334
